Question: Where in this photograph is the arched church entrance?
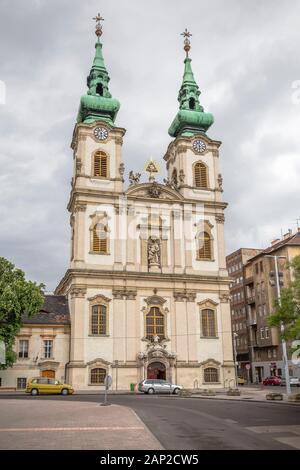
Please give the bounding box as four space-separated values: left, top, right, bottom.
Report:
147 361 166 380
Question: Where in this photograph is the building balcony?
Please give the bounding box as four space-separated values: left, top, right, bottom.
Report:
247 296 255 304
249 339 258 347
244 277 254 286
248 317 257 326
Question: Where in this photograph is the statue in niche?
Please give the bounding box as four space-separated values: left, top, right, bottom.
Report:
148 237 161 267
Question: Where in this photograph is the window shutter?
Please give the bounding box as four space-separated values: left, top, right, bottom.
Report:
194 163 207 188
93 151 108 177
198 232 212 260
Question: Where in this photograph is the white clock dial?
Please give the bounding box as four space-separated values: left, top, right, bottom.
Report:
94 127 109 141
193 139 206 153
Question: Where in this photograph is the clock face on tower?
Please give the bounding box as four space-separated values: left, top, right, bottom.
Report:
192 139 206 153
94 127 109 141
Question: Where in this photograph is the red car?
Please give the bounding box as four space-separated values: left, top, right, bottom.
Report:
262 376 282 386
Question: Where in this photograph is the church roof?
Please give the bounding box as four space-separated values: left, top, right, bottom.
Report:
22 295 70 325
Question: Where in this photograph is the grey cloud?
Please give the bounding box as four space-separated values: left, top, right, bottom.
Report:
0 0 300 289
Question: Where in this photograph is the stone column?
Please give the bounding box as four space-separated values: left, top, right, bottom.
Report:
113 204 124 270
219 293 235 386
69 288 86 365
173 209 183 273
215 214 227 276
183 210 193 274
174 292 188 361
126 206 136 271
112 290 126 362
186 293 197 362
114 136 124 193
73 204 86 263
125 291 137 362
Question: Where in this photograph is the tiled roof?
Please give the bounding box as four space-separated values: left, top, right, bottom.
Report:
22 295 70 325
247 232 300 263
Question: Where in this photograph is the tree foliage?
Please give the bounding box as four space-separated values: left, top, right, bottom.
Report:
269 255 300 339
0 257 44 368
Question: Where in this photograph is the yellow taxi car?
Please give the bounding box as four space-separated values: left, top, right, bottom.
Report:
26 377 74 396
237 376 246 386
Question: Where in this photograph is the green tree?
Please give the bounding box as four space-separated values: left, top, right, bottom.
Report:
269 255 300 339
0 257 44 368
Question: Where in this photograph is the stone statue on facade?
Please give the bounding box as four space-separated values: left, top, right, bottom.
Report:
129 170 141 186
148 237 161 268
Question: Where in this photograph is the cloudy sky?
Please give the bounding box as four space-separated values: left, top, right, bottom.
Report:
0 0 300 290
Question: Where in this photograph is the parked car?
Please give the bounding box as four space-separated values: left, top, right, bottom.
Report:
26 377 74 396
262 376 282 386
138 379 183 395
280 377 300 387
237 376 246 385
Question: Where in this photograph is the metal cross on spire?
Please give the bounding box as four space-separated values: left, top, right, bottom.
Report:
93 13 104 40
181 28 192 57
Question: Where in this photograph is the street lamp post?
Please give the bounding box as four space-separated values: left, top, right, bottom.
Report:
266 255 291 395
233 332 238 388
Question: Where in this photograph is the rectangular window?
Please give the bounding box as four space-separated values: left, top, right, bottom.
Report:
272 349 277 358
260 261 263 272
0 378 2 387
265 327 269 339
268 349 272 358
18 340 29 358
255 264 259 275
43 340 53 359
201 309 217 337
260 328 265 339
17 378 27 389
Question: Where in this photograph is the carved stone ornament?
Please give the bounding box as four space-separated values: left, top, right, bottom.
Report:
163 177 177 190
220 293 230 303
215 214 225 224
74 203 87 213
148 182 162 198
112 288 137 300
70 288 87 299
129 170 141 186
119 162 125 177
179 169 185 183
148 237 161 267
217 173 223 191
174 290 197 302
145 295 167 306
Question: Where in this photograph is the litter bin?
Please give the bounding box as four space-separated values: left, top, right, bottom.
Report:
130 383 135 392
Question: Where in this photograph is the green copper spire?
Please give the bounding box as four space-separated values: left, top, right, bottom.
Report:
77 14 120 126
168 29 214 138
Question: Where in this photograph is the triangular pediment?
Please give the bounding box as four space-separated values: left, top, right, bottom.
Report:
126 183 184 201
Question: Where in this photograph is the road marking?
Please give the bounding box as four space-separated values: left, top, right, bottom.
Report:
246 425 300 435
246 425 300 450
275 437 300 450
0 426 144 432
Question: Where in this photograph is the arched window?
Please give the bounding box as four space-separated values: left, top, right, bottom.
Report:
146 307 165 341
91 305 107 335
197 231 212 260
204 367 219 383
93 151 108 178
91 368 106 384
96 83 103 96
189 97 196 110
201 309 217 337
92 223 108 253
194 162 208 188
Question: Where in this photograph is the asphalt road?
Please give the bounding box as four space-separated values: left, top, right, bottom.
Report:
0 394 299 450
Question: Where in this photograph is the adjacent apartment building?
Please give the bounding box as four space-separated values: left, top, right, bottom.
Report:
227 230 300 383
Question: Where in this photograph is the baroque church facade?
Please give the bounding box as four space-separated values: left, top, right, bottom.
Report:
55 19 235 390
0 19 235 391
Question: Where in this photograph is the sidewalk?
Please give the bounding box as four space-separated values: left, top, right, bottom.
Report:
0 399 163 450
189 386 300 404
